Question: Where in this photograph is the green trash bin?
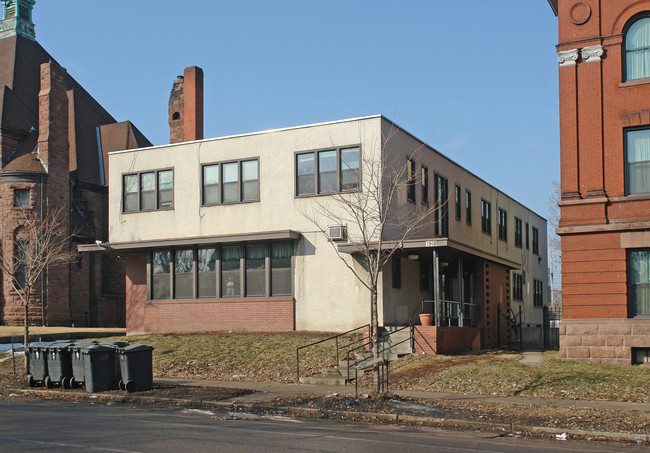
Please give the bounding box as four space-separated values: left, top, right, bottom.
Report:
25 342 52 388
81 344 117 393
43 343 73 389
118 344 154 393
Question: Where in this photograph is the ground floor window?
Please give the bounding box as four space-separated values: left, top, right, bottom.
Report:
149 242 293 300
628 249 650 317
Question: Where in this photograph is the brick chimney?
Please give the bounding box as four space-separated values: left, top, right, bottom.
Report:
168 66 204 144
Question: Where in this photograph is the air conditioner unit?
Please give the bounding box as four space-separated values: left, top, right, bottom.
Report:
327 225 346 241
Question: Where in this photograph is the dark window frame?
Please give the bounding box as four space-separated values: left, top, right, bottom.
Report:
514 217 523 248
481 199 492 235
533 279 543 308
627 248 650 318
525 222 530 250
455 184 461 220
14 188 30 207
434 173 449 237
201 158 260 206
421 165 429 205
406 159 416 203
532 227 540 255
498 208 507 242
295 145 361 197
122 168 174 213
625 126 650 196
513 273 523 302
465 190 472 225
623 13 650 82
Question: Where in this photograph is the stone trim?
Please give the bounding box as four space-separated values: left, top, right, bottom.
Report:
558 49 579 66
581 45 604 63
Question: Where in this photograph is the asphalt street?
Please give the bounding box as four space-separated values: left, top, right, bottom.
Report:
0 399 646 453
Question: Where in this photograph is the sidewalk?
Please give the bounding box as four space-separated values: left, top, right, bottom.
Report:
0 326 125 344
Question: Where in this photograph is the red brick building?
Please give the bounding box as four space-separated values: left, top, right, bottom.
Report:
0 0 151 327
551 0 650 364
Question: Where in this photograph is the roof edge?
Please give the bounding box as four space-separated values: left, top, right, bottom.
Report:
547 0 558 16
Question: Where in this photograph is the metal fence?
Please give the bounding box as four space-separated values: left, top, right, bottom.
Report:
543 305 562 350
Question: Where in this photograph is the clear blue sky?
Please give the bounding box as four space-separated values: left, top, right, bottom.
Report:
33 1 559 218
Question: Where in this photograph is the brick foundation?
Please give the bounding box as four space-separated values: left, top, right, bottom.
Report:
560 319 650 365
413 326 481 355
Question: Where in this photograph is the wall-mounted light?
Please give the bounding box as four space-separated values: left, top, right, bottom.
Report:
407 254 419 260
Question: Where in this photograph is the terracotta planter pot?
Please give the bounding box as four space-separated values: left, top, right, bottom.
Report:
419 313 433 326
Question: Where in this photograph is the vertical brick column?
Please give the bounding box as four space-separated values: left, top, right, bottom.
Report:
558 54 580 199
183 66 204 142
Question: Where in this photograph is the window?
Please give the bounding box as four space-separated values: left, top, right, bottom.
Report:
513 273 523 302
465 190 472 225
150 242 293 301
498 208 507 241
14 240 27 288
455 185 461 220
392 256 401 289
202 159 259 205
626 128 650 195
514 217 523 248
533 279 543 308
525 223 530 250
14 189 29 207
625 16 650 81
296 146 360 196
481 199 491 235
532 227 539 255
434 174 449 237
122 169 174 212
406 159 416 203
421 166 429 205
628 250 650 317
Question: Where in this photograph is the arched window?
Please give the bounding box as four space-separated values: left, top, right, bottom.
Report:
625 15 650 81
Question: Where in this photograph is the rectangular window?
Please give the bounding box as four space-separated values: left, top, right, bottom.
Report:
626 128 650 195
421 166 429 205
514 217 523 248
392 256 401 289
407 159 416 203
526 222 530 250
271 242 292 296
296 146 360 196
532 227 539 255
465 190 472 225
455 185 461 220
203 159 259 205
221 245 241 297
14 189 29 207
245 244 266 297
628 249 650 317
198 248 217 298
14 241 27 288
174 249 194 299
434 174 449 237
122 169 173 212
481 199 491 235
513 273 523 302
498 208 507 241
152 250 171 300
533 279 543 307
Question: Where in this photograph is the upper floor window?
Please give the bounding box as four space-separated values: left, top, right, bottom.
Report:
628 249 650 318
123 169 173 213
532 226 540 255
296 146 360 196
465 190 472 225
14 189 29 207
626 128 650 195
434 174 449 237
625 16 650 81
406 159 416 203
421 166 429 205
481 199 491 235
498 208 507 241
455 185 461 220
514 217 523 248
202 159 259 205
525 222 530 250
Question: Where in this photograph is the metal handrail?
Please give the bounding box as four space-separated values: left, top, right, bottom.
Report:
346 325 413 383
296 324 369 383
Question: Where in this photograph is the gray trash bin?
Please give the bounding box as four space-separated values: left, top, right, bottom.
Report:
69 340 98 388
25 342 52 387
81 344 117 393
118 344 154 393
99 341 129 385
43 342 73 389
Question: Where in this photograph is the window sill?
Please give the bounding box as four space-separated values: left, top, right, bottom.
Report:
202 199 260 207
122 208 174 214
619 77 650 88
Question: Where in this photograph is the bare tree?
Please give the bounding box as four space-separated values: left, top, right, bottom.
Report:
548 180 562 308
0 206 77 373
297 126 444 393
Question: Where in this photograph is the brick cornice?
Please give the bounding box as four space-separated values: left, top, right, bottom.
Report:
557 220 650 235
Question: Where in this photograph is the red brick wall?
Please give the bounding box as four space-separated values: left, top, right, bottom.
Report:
478 261 512 348
124 253 294 334
414 326 481 355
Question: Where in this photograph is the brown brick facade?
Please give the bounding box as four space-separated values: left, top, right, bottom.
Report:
555 0 650 363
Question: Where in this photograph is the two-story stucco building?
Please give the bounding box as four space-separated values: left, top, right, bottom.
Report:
96 114 547 353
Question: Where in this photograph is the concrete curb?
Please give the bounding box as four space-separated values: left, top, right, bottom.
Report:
8 388 648 444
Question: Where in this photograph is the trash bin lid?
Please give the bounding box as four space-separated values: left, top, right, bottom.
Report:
81 344 115 353
120 344 154 353
99 340 129 348
27 341 54 348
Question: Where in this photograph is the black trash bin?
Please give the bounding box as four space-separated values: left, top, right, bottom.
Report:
99 341 129 385
118 344 154 393
69 340 97 388
43 343 73 389
81 344 117 393
25 342 52 387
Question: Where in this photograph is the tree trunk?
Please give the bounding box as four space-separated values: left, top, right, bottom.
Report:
23 303 30 374
371 288 381 393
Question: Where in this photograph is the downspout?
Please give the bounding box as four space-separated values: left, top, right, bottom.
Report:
40 174 45 326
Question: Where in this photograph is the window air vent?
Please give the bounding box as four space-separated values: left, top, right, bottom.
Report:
327 225 346 241
18 4 29 20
